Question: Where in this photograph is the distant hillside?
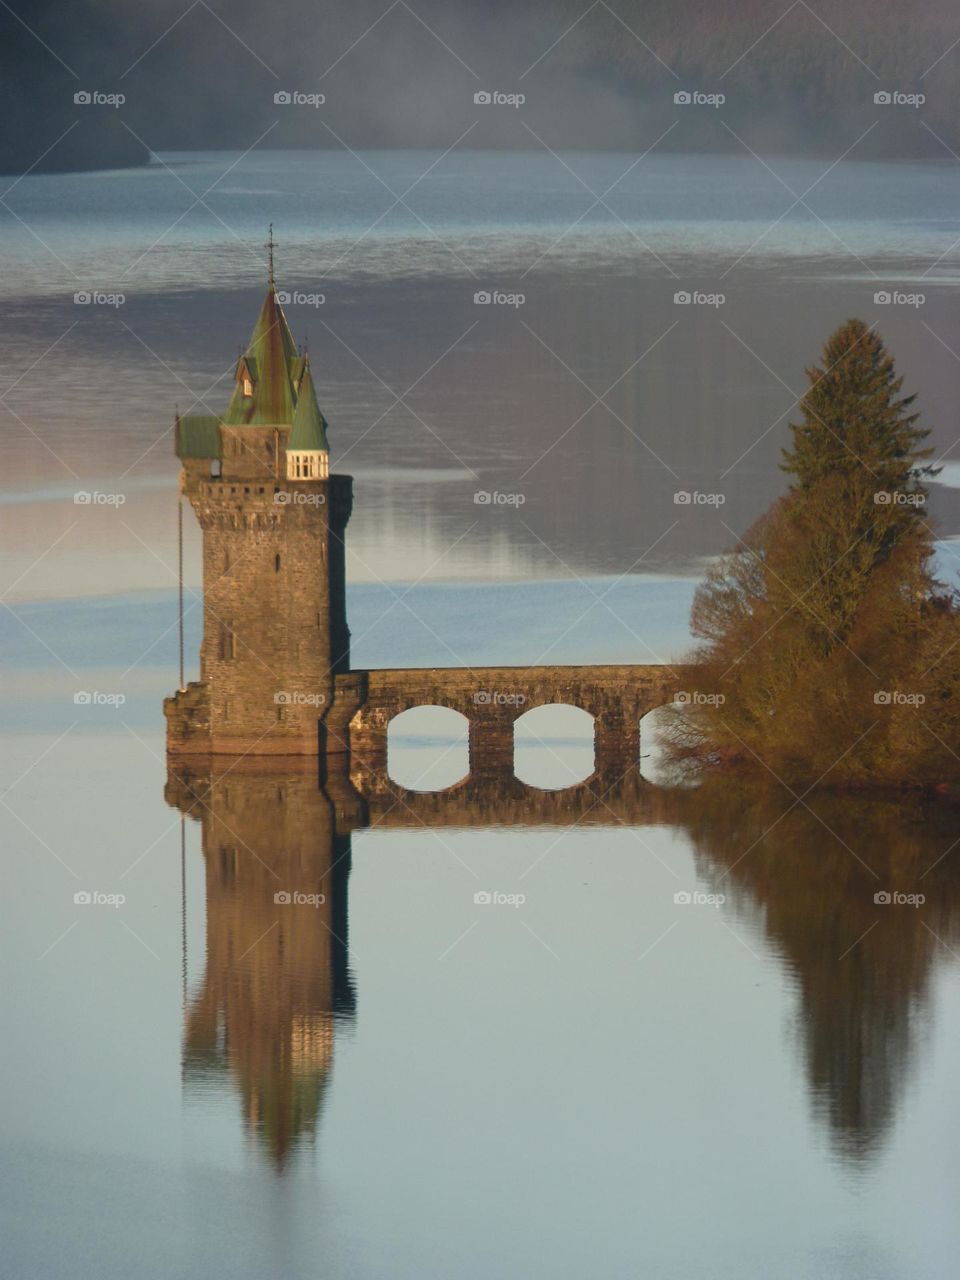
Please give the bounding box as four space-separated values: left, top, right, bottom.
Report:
1 0 956 173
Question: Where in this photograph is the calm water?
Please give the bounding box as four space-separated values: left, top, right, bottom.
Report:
3 150 960 1277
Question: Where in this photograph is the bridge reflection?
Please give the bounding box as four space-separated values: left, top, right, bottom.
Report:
167 752 960 1170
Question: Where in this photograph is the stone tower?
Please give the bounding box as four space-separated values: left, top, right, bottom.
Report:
164 264 356 756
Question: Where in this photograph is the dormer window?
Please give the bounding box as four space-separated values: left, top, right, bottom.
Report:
242 377 253 397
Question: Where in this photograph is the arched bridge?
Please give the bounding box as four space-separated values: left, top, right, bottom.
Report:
336 664 697 776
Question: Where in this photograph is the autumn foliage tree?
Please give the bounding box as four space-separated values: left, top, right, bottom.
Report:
665 319 959 788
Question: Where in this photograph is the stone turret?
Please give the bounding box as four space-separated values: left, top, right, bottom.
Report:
165 264 354 757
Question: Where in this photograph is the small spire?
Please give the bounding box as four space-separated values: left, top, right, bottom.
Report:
265 223 276 287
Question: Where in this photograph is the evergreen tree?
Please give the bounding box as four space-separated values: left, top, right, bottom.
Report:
663 319 958 788
782 318 935 497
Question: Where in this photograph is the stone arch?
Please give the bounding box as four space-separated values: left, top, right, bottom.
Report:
638 700 684 786
387 705 470 792
513 703 595 790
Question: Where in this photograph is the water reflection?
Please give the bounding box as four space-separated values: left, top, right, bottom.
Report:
681 784 960 1163
167 760 356 1169
166 754 960 1170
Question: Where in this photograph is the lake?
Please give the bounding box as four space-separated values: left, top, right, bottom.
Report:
2 149 960 1278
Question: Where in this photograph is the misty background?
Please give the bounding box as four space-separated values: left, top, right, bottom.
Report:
1 0 958 174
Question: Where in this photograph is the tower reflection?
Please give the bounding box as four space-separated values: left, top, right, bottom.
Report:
167 756 960 1169
167 759 357 1169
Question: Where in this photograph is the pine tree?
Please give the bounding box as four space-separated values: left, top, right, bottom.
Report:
781 318 935 499
661 319 958 788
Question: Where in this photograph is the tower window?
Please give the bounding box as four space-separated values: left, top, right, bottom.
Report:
219 623 235 660
243 377 253 397
286 451 330 481
275 553 281 573
276 705 285 723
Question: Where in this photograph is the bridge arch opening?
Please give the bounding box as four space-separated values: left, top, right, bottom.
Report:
513 704 595 790
387 705 469 792
638 704 677 786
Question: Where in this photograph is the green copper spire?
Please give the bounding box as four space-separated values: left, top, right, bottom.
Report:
288 360 330 452
223 283 300 425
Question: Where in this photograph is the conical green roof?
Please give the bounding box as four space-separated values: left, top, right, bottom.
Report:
288 361 329 452
223 285 300 425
